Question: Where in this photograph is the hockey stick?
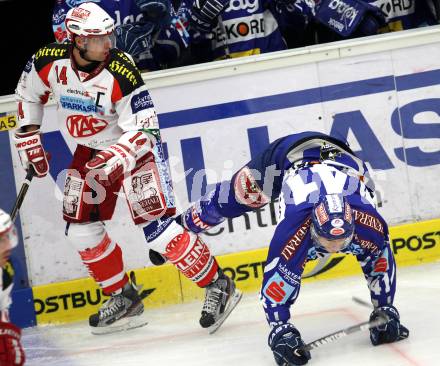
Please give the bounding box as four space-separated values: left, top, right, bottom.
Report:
10 167 36 223
352 296 374 309
300 313 388 351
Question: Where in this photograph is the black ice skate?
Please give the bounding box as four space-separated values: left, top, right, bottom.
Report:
199 269 242 334
89 272 149 335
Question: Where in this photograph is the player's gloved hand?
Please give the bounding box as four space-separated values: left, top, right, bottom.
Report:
115 21 157 57
14 128 49 178
135 0 172 27
85 130 154 186
0 321 25 366
357 1 386 36
315 0 386 37
190 0 229 34
268 323 311 365
369 305 409 346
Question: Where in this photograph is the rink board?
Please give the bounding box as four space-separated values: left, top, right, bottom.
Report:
26 217 440 326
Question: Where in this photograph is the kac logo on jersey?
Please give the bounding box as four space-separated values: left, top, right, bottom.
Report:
66 115 108 137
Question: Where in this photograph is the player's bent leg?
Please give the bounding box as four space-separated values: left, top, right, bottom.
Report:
180 161 272 235
65 222 147 334
144 218 242 332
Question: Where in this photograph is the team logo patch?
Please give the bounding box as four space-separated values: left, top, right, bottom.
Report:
66 115 108 137
233 166 269 208
63 174 85 219
263 272 296 304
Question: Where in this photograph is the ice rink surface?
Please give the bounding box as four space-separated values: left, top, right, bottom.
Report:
23 261 440 366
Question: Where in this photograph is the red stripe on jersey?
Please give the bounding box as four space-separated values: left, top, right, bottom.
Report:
112 79 123 103
38 62 52 88
78 233 111 262
81 242 128 294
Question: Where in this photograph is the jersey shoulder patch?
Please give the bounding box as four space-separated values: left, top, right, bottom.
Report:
107 49 144 96
33 43 70 72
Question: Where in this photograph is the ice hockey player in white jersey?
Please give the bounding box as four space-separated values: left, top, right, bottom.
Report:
15 2 241 334
0 209 25 366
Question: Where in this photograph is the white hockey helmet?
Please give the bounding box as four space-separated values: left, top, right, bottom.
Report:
65 2 115 39
0 208 18 250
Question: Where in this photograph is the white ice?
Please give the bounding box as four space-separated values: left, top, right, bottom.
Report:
23 261 440 366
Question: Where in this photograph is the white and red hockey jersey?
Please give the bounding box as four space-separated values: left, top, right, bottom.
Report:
16 43 159 151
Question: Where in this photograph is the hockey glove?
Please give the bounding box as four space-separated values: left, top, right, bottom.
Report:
369 305 409 346
269 323 311 366
190 0 229 34
115 21 158 58
135 0 172 27
0 321 25 366
315 0 386 37
14 129 49 178
85 130 154 186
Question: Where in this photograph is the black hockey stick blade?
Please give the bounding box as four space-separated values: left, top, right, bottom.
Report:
10 166 36 223
300 313 389 352
352 296 374 309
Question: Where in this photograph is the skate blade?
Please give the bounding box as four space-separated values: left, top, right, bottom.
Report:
91 316 148 335
208 289 243 335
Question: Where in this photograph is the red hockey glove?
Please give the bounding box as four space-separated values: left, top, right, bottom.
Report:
14 129 49 178
85 130 154 186
0 321 25 366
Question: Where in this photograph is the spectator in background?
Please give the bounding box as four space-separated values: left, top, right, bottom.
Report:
283 0 438 45
52 0 190 70
188 0 297 62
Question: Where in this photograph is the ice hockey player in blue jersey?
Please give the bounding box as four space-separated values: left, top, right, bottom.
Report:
189 0 291 60
178 132 409 365
287 0 437 43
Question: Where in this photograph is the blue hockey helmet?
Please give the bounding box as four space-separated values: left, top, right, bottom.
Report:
310 194 354 250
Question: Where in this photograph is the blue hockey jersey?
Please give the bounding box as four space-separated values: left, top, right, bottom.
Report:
260 162 396 327
202 0 288 60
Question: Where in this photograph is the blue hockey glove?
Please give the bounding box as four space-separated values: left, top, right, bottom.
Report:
369 305 409 346
135 0 172 27
115 21 157 57
268 323 311 366
315 0 386 37
357 1 386 36
190 0 229 33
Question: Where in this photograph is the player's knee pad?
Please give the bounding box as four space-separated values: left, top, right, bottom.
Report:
65 222 107 252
